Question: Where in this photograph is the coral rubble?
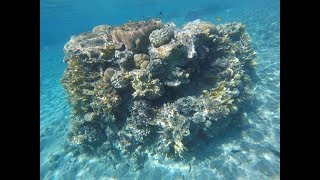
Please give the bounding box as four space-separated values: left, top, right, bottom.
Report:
61 19 257 170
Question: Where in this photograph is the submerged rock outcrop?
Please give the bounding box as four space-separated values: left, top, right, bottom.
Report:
61 18 257 170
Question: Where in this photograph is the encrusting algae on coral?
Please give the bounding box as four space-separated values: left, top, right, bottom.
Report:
60 18 257 170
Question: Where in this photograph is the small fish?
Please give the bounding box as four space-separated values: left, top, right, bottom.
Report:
216 17 222 21
129 19 132 23
160 11 163 15
270 149 280 158
188 163 192 172
147 121 157 125
231 149 241 154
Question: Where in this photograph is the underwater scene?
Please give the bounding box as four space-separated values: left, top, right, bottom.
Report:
40 0 280 179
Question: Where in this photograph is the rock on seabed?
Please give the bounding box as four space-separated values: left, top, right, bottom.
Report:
61 18 257 170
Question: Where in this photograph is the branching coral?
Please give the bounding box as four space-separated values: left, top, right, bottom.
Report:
61 18 257 169
131 69 164 99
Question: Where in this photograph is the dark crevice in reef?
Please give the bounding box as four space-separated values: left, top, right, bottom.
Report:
152 57 225 106
61 18 258 170
152 85 186 106
113 87 134 126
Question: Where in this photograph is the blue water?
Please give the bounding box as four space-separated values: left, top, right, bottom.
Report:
40 0 280 179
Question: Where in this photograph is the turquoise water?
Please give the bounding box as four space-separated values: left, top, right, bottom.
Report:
40 0 280 179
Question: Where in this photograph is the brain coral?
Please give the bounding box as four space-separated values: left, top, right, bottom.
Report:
61 19 257 170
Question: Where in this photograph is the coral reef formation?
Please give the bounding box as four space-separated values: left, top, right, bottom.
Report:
61 19 257 170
